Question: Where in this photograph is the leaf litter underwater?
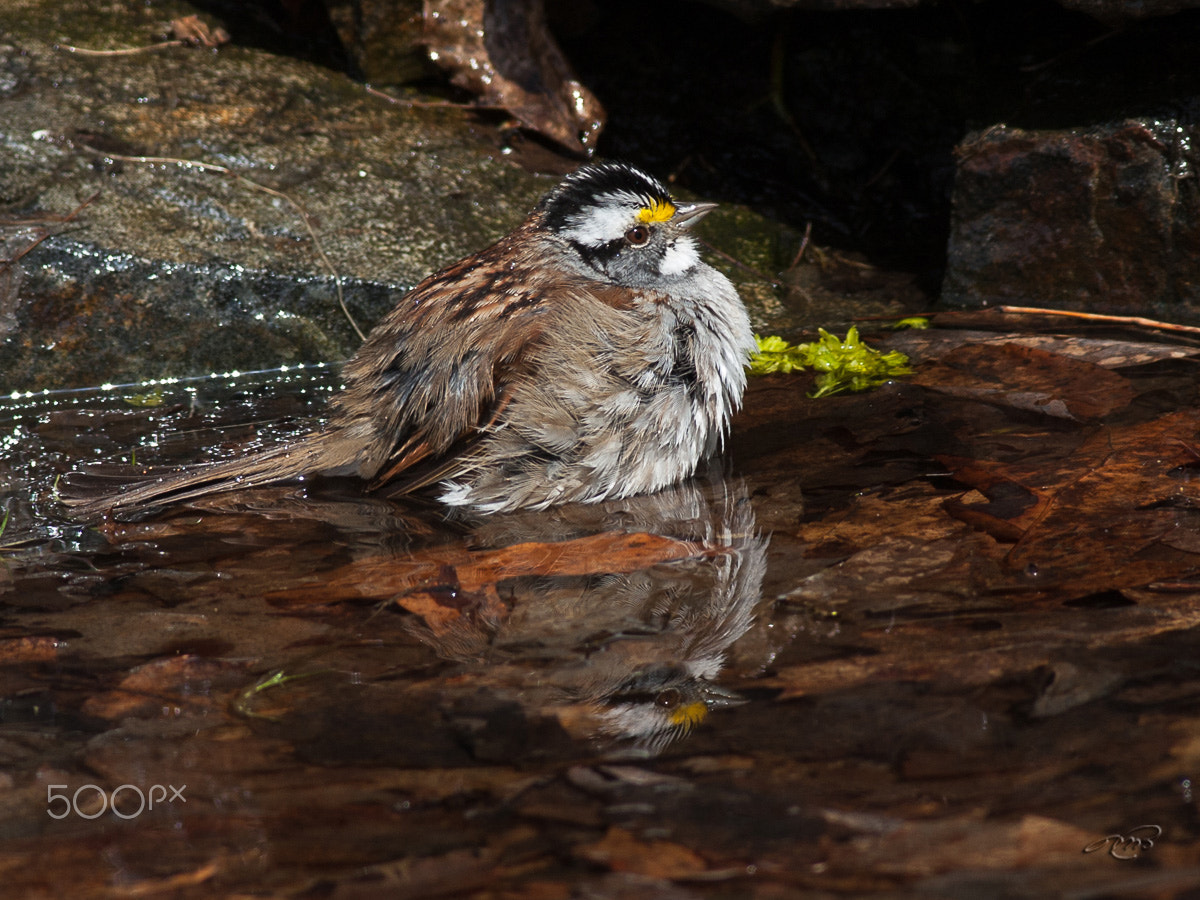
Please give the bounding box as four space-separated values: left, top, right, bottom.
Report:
5 325 1200 896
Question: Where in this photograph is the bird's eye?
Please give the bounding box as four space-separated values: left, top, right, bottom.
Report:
656 688 682 709
625 224 651 246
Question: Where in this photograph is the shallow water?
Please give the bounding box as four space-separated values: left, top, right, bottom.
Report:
4 332 1200 896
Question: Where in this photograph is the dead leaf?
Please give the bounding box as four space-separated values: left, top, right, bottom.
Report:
0 635 60 664
113 860 221 897
768 583 1200 702
822 813 1093 876
169 15 230 49
81 656 252 719
942 409 1200 590
394 583 508 635
353 846 499 899
575 826 709 879
270 530 706 607
423 0 605 155
912 342 1136 419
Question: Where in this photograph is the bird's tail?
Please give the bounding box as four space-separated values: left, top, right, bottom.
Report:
59 429 359 518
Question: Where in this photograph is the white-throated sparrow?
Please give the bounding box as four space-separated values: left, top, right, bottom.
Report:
64 161 754 515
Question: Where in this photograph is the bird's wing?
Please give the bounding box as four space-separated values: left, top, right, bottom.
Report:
334 228 586 488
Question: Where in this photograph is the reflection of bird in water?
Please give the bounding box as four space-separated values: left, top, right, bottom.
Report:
588 662 744 755
410 470 769 756
593 553 763 754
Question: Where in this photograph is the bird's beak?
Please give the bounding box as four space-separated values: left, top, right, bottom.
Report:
699 681 746 707
673 201 718 228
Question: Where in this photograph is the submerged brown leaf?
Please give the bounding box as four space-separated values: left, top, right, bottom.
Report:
575 826 710 879
943 409 1200 590
912 342 1136 420
269 530 708 622
81 655 252 720
12 324 1200 898
822 813 1093 876
394 583 508 635
0 635 60 664
423 0 605 155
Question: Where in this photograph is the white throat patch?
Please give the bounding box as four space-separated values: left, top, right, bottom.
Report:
659 235 701 276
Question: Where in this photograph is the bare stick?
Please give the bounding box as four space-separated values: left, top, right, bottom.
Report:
365 84 504 112
789 221 813 269
854 305 1200 338
996 305 1200 336
1 191 101 270
56 41 187 57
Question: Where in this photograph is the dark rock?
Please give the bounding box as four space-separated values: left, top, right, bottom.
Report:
1055 0 1200 25
323 0 429 83
701 0 921 13
941 121 1200 321
0 0 554 391
701 0 1200 22
0 0 788 393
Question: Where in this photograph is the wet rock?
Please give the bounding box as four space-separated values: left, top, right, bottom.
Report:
941 121 1200 320
0 0 782 392
0 0 548 391
324 0 428 83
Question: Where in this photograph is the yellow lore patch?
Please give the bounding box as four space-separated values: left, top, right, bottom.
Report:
637 199 676 223
668 700 709 729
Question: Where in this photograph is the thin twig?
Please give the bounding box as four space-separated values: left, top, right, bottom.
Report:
768 26 820 170
862 146 903 190
56 41 186 57
1018 29 1118 73
75 143 365 341
365 84 503 112
825 250 877 270
853 305 1200 338
0 191 100 270
789 221 813 268
997 305 1200 336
